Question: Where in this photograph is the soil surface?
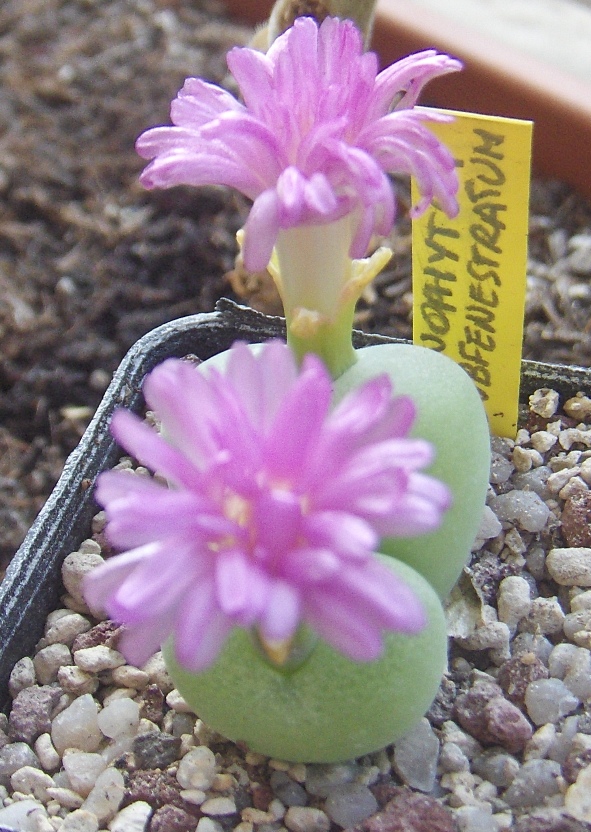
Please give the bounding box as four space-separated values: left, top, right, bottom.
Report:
1 0 591 573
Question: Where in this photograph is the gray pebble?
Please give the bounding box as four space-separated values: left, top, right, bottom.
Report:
503 759 562 808
305 764 358 798
324 782 378 828
439 742 470 774
472 749 520 788
454 804 499 832
525 678 580 725
132 731 181 769
8 657 36 697
490 453 515 485
513 467 553 500
0 742 40 788
511 633 553 664
489 490 550 533
270 770 308 807
393 717 439 792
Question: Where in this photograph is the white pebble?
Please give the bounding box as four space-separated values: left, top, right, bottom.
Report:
110 666 149 690
51 694 102 755
0 799 47 831
81 766 125 825
548 643 580 679
44 614 91 647
108 800 152 831
34 645 72 685
564 763 591 822
564 609 591 641
512 446 534 473
560 428 591 450
559 476 589 499
580 458 591 485
572 591 591 612
285 806 331 832
63 752 107 798
179 789 207 805
524 723 556 761
497 576 531 633
33 735 60 773
62 551 105 606
201 796 237 816
10 767 55 803
531 431 558 453
546 548 591 586
176 746 217 790
547 467 581 494
141 653 174 694
97 698 140 739
44 787 84 809
525 678 580 725
60 808 100 832
57 665 99 696
529 388 559 418
564 394 591 421
165 689 193 713
521 597 565 635
74 646 126 673
197 819 224 832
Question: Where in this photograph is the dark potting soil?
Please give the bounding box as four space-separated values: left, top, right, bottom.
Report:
1 0 591 573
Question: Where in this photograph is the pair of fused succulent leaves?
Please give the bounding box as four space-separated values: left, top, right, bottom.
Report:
255 0 378 49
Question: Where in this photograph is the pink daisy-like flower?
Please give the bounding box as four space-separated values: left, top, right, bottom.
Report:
84 341 451 672
136 16 461 272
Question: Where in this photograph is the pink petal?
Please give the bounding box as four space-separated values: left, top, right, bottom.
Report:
259 580 301 643
110 409 202 490
174 579 234 671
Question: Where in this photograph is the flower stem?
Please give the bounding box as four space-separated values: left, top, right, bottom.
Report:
285 300 358 379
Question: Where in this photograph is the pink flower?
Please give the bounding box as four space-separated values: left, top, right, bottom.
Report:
84 341 451 671
136 16 461 272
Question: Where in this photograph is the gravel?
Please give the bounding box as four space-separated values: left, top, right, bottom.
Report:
1 387 591 830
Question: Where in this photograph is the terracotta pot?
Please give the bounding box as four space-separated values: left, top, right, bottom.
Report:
222 0 591 202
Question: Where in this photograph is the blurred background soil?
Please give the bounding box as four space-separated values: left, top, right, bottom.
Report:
1 0 591 574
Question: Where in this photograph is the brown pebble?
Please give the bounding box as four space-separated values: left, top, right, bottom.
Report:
563 748 591 785
124 769 196 812
252 783 274 811
138 684 165 725
497 654 549 708
455 681 533 753
8 685 63 744
561 492 591 547
513 807 591 832
483 696 533 753
71 620 123 652
150 805 200 832
355 787 456 832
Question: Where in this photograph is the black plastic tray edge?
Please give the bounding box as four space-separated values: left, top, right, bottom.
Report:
0 299 589 829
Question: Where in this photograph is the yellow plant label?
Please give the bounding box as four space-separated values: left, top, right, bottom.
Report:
411 109 533 438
